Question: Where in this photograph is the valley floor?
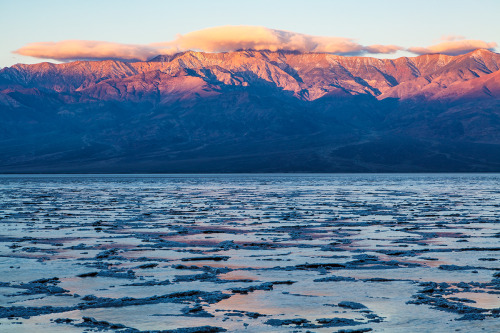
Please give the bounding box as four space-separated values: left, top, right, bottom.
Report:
0 174 499 332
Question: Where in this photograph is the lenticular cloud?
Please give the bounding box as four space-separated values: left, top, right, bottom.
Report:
408 40 497 56
13 25 497 62
154 26 380 55
14 26 403 62
15 40 159 62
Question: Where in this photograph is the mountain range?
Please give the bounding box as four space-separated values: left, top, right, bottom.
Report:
1 48 500 172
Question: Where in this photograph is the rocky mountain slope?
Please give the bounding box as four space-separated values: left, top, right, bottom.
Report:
0 49 499 172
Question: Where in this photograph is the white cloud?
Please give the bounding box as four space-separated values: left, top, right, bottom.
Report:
363 44 402 54
14 26 404 62
156 26 365 54
407 39 497 56
15 40 159 62
14 26 497 62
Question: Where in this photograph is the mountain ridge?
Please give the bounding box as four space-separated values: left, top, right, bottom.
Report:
0 49 500 173
2 49 499 102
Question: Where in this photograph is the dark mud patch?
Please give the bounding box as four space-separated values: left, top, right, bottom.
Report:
53 316 227 333
408 281 500 320
265 317 365 328
229 281 295 294
0 290 231 319
1 277 70 296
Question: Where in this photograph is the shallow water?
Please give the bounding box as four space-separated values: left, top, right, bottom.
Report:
0 174 499 332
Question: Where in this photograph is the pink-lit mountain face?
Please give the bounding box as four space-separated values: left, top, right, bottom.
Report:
1 49 500 172
2 49 499 102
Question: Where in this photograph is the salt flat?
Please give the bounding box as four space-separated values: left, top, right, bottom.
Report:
0 174 498 332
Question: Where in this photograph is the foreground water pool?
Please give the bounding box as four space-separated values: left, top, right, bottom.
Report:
0 174 499 332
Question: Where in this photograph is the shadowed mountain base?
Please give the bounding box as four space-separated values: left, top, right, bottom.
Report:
1 50 500 172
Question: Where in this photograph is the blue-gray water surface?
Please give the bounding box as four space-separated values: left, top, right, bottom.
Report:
0 174 499 332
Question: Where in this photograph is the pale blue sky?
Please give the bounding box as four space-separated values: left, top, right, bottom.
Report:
1 0 499 68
